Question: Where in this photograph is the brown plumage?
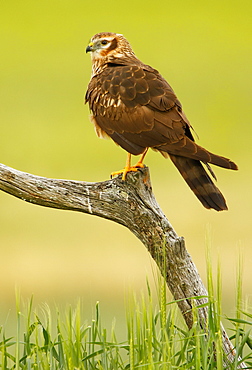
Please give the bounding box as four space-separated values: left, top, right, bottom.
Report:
85 32 238 211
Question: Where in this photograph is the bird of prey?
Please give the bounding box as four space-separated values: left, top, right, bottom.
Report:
85 32 238 211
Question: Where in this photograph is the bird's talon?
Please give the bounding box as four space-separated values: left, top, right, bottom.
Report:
111 166 139 181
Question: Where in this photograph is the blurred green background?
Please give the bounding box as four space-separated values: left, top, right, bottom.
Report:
0 0 251 336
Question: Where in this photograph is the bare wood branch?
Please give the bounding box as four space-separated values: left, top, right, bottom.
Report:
0 163 246 368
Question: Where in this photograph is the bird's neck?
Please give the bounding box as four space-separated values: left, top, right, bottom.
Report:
91 60 105 76
90 52 141 77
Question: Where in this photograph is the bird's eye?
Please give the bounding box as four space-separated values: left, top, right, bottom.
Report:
101 40 108 45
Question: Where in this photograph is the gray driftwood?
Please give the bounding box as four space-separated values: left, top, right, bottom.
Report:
0 163 246 368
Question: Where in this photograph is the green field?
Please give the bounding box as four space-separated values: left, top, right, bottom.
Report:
0 0 251 353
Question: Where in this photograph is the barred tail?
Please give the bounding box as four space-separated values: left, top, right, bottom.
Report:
169 155 228 211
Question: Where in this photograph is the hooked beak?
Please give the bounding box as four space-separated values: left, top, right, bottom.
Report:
86 42 94 53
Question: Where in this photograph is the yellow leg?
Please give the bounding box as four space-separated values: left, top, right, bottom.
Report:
111 149 148 181
110 148 148 181
133 149 148 168
111 153 138 181
122 153 134 180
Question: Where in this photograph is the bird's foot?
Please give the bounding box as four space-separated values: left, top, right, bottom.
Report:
111 162 145 181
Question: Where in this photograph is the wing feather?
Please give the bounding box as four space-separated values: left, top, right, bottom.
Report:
85 64 237 170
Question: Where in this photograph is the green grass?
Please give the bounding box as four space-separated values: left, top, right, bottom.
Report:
1 270 252 369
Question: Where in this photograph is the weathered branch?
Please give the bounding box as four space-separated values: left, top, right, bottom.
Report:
0 163 246 368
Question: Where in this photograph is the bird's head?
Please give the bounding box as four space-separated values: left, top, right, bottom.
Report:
86 32 136 75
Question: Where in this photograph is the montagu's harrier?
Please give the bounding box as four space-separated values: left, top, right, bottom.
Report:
85 32 237 211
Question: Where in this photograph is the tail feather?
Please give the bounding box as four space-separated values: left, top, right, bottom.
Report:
205 150 238 171
158 138 238 171
169 154 228 211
